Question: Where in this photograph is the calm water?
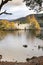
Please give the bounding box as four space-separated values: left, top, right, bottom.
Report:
0 30 43 62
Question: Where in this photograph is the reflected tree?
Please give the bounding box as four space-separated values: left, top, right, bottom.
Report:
0 30 7 40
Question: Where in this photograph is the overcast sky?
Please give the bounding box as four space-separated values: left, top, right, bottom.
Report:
0 0 43 20
0 0 24 6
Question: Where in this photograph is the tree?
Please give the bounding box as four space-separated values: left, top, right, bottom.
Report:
23 0 43 12
0 0 12 15
0 10 12 15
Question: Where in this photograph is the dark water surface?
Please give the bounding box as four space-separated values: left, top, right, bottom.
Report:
0 30 43 62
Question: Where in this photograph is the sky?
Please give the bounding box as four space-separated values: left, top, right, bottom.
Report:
0 0 43 20
0 0 24 5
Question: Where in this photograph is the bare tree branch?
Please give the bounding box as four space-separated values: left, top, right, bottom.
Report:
0 0 12 10
0 0 12 15
0 10 12 15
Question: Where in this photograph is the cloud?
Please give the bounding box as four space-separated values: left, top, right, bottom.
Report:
8 0 24 5
0 0 24 6
0 4 36 20
0 0 2 5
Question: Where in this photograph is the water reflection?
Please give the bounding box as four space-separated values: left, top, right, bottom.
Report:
0 31 7 40
0 30 43 62
0 29 42 40
37 30 43 40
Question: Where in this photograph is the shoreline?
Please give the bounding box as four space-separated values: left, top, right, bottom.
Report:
0 56 43 65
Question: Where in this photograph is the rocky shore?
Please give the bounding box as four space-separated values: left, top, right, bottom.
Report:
0 56 43 65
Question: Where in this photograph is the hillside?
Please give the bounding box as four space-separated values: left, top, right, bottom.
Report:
0 14 42 31
11 14 43 27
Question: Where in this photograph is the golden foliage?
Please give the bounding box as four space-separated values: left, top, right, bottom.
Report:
0 20 16 30
26 15 41 35
26 15 40 29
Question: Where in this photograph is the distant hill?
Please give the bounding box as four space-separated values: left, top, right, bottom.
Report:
10 14 43 27
10 13 43 21
0 13 43 27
